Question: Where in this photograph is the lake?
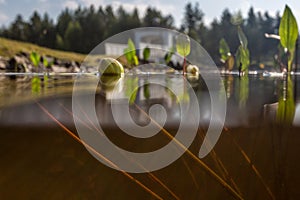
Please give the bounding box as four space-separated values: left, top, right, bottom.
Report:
0 72 300 199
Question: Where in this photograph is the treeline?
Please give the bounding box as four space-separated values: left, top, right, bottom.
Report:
0 3 283 64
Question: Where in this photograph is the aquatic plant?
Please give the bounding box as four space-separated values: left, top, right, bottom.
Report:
277 75 295 124
176 33 191 75
219 38 230 62
164 47 175 65
42 57 49 68
236 76 249 108
143 46 150 62
30 52 40 68
30 52 51 71
279 5 299 72
124 38 139 67
125 76 139 105
186 64 199 77
219 38 234 71
235 26 250 75
30 51 43 93
31 76 41 94
143 81 150 100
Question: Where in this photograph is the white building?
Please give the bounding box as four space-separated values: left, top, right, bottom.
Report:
104 28 177 62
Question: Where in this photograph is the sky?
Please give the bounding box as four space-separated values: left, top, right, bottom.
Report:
0 0 299 29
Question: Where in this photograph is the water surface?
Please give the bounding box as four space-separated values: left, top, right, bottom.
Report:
0 73 300 199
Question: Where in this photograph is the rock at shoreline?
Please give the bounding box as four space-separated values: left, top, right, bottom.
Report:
0 52 81 74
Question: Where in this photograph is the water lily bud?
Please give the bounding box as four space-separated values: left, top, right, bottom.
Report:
186 64 199 76
98 58 124 76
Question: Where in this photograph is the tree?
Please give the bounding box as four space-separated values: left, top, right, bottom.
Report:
27 11 42 44
143 7 174 28
56 9 73 40
64 21 83 52
40 13 56 48
7 15 27 41
182 2 204 41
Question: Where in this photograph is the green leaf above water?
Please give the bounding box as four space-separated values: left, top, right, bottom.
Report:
235 45 250 72
279 5 299 51
143 82 150 100
124 38 139 66
30 52 40 67
237 26 248 48
219 38 230 62
176 33 190 57
43 58 49 68
164 47 175 64
143 47 150 61
125 77 139 105
279 5 299 72
133 55 139 66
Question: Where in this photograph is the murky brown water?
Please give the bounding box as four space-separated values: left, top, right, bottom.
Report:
0 73 300 199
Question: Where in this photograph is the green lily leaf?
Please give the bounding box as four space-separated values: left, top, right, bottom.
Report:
237 26 248 48
43 57 49 68
143 82 150 100
143 47 150 61
124 47 132 64
219 38 230 62
176 33 190 57
124 38 139 66
127 38 136 55
129 89 138 105
279 5 299 51
125 77 139 105
164 47 175 64
30 52 40 67
236 45 250 72
133 55 139 66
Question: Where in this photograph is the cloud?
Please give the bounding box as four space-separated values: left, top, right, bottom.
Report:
80 0 104 8
0 12 8 24
109 0 176 18
63 0 79 10
0 0 5 4
110 1 148 16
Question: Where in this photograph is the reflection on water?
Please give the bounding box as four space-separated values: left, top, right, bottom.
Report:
277 75 295 124
264 75 299 125
1 73 300 126
96 74 193 128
